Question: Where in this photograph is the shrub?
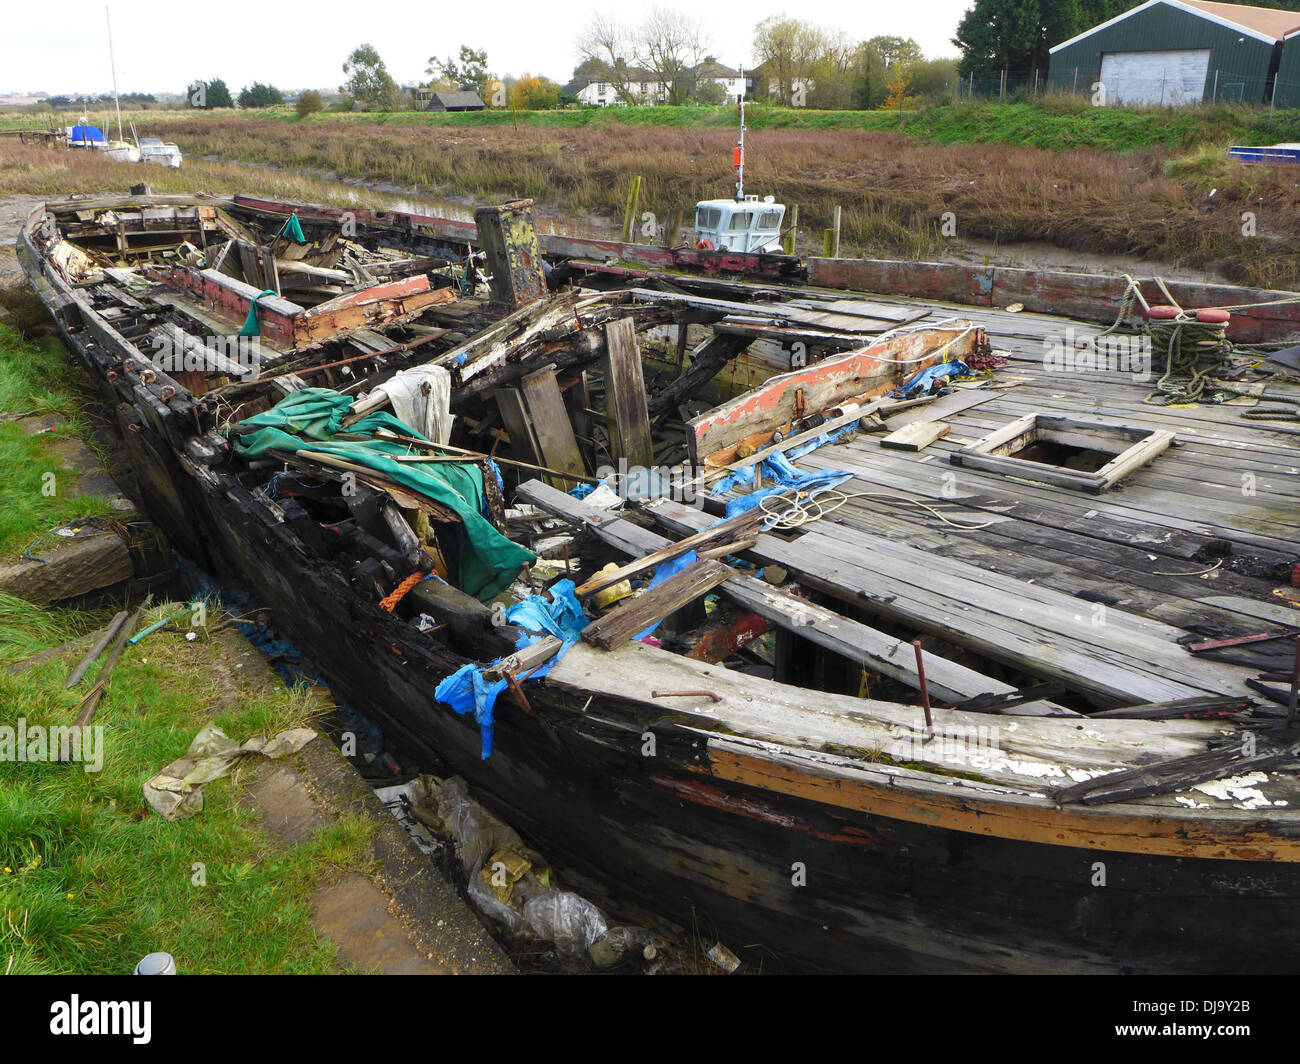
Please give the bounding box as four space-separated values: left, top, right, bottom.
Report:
295 91 324 118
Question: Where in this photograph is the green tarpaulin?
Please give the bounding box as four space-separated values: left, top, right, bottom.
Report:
238 288 279 337
282 212 306 244
229 388 534 600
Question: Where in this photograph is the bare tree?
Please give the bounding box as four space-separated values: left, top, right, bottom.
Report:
576 7 712 106
575 13 638 104
638 6 709 105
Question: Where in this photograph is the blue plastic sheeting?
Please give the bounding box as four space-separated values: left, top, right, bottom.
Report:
435 579 588 759
710 417 858 520
69 124 105 144
891 359 969 399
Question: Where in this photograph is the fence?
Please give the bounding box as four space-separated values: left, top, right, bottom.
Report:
958 68 1300 112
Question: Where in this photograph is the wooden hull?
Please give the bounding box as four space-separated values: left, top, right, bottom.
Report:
20 200 1300 975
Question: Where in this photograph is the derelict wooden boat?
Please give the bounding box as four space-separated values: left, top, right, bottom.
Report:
17 190 1300 973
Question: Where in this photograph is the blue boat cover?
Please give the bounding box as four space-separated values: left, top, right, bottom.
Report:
69 125 106 144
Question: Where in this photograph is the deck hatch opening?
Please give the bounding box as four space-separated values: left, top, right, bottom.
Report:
950 413 1174 493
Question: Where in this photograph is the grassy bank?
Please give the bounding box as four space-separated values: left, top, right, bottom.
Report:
0 319 378 974
9 99 1300 149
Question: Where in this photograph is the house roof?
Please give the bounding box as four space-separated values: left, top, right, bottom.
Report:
430 91 484 108
1051 0 1300 53
693 61 742 78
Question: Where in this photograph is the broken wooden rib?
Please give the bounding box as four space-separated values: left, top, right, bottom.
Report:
1052 743 1300 806
572 503 770 600
513 479 1072 713
581 558 734 651
602 317 654 471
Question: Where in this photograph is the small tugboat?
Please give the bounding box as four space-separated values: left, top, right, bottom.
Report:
693 92 786 253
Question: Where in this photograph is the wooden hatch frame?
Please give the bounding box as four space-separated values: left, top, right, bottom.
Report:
949 413 1175 493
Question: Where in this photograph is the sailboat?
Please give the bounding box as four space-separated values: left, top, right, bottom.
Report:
102 5 141 163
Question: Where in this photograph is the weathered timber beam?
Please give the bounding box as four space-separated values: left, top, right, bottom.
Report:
513 479 1065 711
646 333 752 419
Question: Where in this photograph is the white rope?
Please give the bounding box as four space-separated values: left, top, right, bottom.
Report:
756 488 1001 532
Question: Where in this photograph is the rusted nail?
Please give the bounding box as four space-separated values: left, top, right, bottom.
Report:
651 690 721 703
505 671 535 715
913 639 934 735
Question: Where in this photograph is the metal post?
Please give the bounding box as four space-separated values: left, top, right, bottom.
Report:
831 205 841 259
735 95 746 199
999 69 1006 101
1269 73 1278 128
968 71 974 99
1033 69 1039 96
1213 69 1219 103
912 640 934 734
1074 67 1079 93
106 5 124 143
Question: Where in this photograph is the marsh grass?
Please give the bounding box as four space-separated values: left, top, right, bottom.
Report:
3 105 1298 285
44 112 1284 287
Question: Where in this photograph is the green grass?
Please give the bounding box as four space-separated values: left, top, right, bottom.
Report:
0 593 375 974
0 319 374 975
11 98 1300 152
0 325 115 559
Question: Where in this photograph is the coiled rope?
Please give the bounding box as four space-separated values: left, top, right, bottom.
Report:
756 489 1001 532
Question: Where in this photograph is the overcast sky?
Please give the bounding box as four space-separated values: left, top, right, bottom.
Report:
7 0 972 96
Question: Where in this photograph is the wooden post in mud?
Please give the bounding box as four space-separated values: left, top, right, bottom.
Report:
622 175 642 244
825 206 841 258
782 205 799 255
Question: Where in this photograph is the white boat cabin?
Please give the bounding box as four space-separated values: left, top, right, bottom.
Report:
139 137 183 168
694 195 785 254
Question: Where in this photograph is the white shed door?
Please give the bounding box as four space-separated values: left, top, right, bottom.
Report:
1099 49 1210 106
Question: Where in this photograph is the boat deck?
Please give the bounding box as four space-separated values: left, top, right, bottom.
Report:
705 296 1298 709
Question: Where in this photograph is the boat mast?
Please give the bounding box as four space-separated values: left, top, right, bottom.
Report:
735 70 745 201
106 4 124 143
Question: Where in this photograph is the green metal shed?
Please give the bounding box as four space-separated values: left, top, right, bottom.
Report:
1048 0 1300 106
1278 29 1300 108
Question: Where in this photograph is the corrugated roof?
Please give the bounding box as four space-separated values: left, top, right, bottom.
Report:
1052 0 1300 53
1181 0 1300 39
